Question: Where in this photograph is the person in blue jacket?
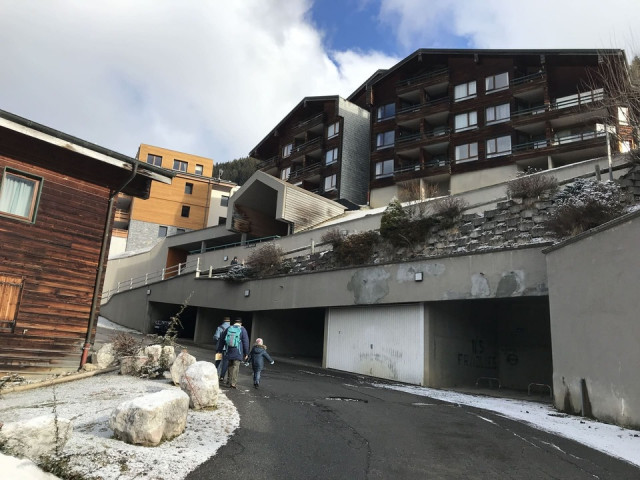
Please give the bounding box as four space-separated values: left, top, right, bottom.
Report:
248 338 274 389
217 318 250 388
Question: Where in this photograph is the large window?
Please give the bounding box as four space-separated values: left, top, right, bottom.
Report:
280 166 290 180
147 154 162 166
0 169 42 222
195 164 203 176
485 72 509 93
454 81 477 101
181 205 190 217
486 136 512 158
377 103 396 121
325 147 339 165
324 174 337 192
486 103 511 124
455 142 478 163
282 143 293 158
454 111 478 132
327 122 340 138
221 195 229 206
376 130 395 149
185 182 193 194
173 159 188 172
375 159 394 178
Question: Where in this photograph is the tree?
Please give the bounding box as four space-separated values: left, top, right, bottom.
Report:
214 156 260 185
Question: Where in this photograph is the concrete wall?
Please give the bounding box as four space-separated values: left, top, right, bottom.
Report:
450 164 518 195
545 211 640 429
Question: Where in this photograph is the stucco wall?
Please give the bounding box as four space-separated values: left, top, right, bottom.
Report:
545 211 640 428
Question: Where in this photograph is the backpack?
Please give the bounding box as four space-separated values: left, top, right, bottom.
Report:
225 325 242 349
213 323 228 343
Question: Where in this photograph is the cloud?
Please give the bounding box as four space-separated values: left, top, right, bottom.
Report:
0 0 396 164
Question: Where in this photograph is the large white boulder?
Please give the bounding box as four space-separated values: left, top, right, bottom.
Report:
0 415 72 461
170 350 196 385
109 389 189 446
120 355 148 376
179 361 219 409
95 342 115 367
0 452 60 480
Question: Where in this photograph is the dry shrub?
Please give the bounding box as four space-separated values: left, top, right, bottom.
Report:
546 179 624 237
320 228 344 248
397 180 440 219
247 243 283 275
431 196 468 227
333 231 380 266
111 332 141 358
507 169 558 199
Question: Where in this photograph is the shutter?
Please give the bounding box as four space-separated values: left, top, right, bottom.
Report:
0 274 24 333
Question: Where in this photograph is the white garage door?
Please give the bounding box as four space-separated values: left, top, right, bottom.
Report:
326 304 424 385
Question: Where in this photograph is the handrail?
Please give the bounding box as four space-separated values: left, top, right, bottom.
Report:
294 112 324 131
294 137 322 153
258 155 279 170
193 234 281 254
513 130 605 153
288 162 321 180
396 127 451 146
397 67 449 88
396 96 450 115
510 71 545 86
394 159 449 175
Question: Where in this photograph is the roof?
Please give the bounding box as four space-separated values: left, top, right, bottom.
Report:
0 108 174 186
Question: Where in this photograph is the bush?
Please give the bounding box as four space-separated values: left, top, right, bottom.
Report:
247 243 283 276
546 179 624 237
333 231 380 266
507 169 558 199
111 332 141 359
380 199 411 247
320 228 344 248
431 196 468 227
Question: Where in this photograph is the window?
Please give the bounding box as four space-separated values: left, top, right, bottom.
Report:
485 72 509 93
181 205 190 217
173 159 188 172
195 164 203 176
176 228 186 234
158 226 168 237
486 103 511 124
221 195 229 206
185 182 193 194
0 169 42 222
218 217 226 225
455 142 478 163
324 174 337 191
327 122 340 138
376 130 395 149
282 143 293 158
619 107 630 126
486 136 512 158
280 167 290 180
147 154 162 166
376 103 396 121
325 148 338 165
454 111 478 132
454 81 476 101
375 159 394 178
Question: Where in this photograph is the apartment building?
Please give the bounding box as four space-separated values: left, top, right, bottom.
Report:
348 49 634 207
110 144 237 255
250 96 370 206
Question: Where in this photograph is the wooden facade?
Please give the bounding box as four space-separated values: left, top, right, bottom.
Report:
0 111 172 378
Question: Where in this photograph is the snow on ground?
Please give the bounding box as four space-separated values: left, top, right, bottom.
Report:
97 316 141 334
375 383 640 468
0 374 239 480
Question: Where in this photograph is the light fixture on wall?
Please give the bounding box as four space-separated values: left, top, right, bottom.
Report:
244 289 250 297
414 272 423 282
146 288 151 295
223 255 228 261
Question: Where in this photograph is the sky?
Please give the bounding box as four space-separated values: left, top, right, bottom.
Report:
1 316 639 480
0 0 639 169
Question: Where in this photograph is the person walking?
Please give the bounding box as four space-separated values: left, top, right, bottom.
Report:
248 338 274 388
214 316 231 381
217 317 249 389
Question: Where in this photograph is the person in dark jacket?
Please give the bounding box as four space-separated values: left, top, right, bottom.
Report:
217 318 249 388
248 338 274 388
214 316 231 377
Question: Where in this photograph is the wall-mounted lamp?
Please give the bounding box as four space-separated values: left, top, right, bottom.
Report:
414 272 423 282
244 289 250 297
146 288 151 295
223 255 228 261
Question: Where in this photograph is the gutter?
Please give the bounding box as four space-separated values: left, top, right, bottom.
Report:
80 163 139 368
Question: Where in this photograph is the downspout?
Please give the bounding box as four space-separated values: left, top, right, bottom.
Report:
80 162 139 368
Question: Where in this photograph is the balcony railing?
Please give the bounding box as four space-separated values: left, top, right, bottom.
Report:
396 96 450 116
512 130 605 153
293 113 324 132
288 161 321 181
258 155 279 170
552 88 604 110
397 67 449 88
293 137 322 154
395 127 451 146
510 71 545 87
393 158 450 176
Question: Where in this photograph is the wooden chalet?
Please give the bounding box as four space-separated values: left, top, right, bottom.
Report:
0 109 173 379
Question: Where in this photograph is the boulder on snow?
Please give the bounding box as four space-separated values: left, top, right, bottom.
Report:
170 350 196 385
95 342 115 368
120 355 149 376
0 415 72 461
179 361 219 409
109 389 189 446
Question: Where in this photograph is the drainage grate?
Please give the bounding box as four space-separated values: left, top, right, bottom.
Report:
325 396 368 403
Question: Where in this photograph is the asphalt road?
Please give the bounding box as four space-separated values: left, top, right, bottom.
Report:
182 361 639 480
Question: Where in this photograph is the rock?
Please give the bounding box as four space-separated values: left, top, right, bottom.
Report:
162 345 176 366
109 389 189 446
81 363 100 372
170 350 197 385
180 361 219 409
95 343 115 368
0 452 60 480
144 344 163 363
0 415 72 461
120 356 148 376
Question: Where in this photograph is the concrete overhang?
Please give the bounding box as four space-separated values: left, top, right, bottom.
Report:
227 171 346 236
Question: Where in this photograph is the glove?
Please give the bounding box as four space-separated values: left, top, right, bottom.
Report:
271 361 275 365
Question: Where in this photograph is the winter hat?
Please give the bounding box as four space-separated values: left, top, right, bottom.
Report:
223 316 231 322
255 338 263 345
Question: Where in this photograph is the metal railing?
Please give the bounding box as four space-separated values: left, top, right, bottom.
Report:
293 137 322 154
396 96 450 115
288 162 321 181
258 155 279 170
513 130 605 153
397 67 449 88
293 113 324 131
510 71 545 86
